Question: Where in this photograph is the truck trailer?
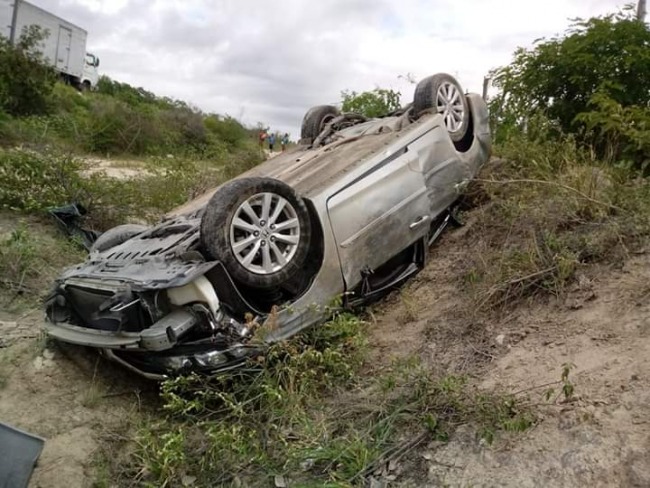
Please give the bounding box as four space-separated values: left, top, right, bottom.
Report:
0 0 99 89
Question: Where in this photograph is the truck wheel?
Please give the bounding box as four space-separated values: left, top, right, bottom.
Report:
200 177 312 289
90 224 148 253
413 73 470 143
300 105 339 143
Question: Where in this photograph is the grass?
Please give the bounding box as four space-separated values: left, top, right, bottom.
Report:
0 145 263 231
113 313 533 487
0 220 85 311
459 134 650 314
81 384 108 409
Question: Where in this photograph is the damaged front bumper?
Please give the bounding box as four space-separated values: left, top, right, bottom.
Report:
102 343 257 381
44 218 270 379
45 317 259 380
44 273 261 380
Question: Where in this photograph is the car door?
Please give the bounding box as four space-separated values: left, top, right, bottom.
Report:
326 136 431 290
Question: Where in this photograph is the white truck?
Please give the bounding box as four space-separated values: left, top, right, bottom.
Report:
0 0 99 89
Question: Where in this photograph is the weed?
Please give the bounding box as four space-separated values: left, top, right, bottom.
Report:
81 384 107 409
399 289 419 322
124 316 531 487
461 135 650 313
0 222 84 309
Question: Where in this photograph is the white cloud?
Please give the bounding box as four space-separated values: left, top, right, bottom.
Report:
29 0 629 137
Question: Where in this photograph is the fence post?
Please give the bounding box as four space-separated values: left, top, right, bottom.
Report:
482 76 490 101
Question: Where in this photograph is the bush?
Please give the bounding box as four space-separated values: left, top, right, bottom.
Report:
575 93 650 173
0 147 264 230
491 10 650 132
120 312 532 487
0 26 57 116
204 115 250 148
462 134 650 312
341 88 402 117
489 8 650 168
0 150 87 211
7 79 256 157
0 225 84 308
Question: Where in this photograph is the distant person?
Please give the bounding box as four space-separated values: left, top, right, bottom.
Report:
258 130 267 149
281 133 289 151
268 133 276 152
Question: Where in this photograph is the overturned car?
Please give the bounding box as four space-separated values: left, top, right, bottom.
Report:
45 73 491 380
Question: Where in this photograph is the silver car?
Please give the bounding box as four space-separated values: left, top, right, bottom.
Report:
45 73 491 379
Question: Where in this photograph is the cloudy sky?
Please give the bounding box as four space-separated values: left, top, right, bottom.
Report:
30 0 628 136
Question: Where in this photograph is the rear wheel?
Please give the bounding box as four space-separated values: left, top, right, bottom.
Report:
200 177 312 289
413 73 470 143
300 105 339 143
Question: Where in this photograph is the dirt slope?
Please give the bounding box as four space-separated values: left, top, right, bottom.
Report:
367 225 650 487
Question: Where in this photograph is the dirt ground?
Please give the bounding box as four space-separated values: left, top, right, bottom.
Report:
1 201 649 487
368 227 650 487
0 311 155 488
81 157 152 180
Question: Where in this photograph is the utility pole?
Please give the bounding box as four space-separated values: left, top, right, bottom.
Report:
638 0 647 21
9 0 21 44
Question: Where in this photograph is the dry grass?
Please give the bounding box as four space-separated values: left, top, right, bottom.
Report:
0 214 85 310
456 137 650 316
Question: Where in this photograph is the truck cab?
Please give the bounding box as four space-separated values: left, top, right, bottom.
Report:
81 52 100 90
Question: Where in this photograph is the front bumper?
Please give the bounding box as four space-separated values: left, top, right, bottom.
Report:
45 308 259 379
102 343 257 380
45 308 199 351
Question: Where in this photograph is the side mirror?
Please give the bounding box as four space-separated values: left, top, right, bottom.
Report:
95 58 100 67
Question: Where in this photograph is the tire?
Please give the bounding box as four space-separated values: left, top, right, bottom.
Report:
90 224 148 253
200 177 312 289
413 73 470 143
300 105 340 143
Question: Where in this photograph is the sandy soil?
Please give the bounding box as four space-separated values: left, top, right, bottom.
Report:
81 157 152 180
0 312 153 488
367 226 650 487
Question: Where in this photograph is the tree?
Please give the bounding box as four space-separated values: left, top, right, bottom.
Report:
340 88 401 118
490 9 650 136
490 8 650 170
0 26 57 116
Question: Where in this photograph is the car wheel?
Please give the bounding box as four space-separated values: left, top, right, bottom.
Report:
413 73 470 143
90 224 148 253
300 105 340 143
200 177 312 289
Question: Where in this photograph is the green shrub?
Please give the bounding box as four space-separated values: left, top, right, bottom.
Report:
0 225 84 308
0 26 57 116
463 134 650 312
0 149 87 211
575 93 650 173
124 313 532 487
341 88 401 117
204 115 251 148
490 10 650 131
0 147 263 230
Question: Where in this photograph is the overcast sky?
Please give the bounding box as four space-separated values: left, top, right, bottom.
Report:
30 0 628 137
